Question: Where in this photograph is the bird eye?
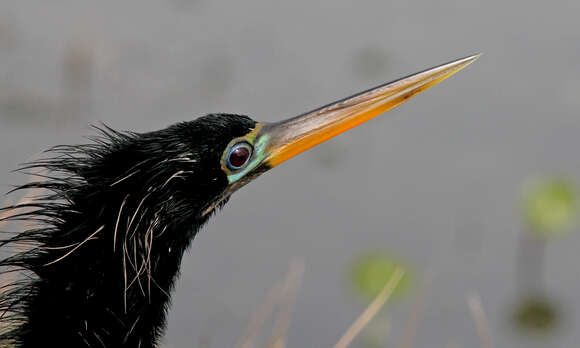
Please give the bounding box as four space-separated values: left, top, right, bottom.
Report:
226 142 252 170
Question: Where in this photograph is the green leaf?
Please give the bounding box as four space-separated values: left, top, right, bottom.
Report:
512 295 560 334
349 251 411 300
521 177 578 237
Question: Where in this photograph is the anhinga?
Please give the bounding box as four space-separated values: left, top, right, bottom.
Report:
0 55 477 347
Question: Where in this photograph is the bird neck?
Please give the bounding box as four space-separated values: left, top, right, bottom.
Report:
1 181 211 348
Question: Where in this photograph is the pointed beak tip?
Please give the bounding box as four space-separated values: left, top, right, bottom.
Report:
460 53 482 67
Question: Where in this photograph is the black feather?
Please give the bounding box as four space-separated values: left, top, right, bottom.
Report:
0 114 257 347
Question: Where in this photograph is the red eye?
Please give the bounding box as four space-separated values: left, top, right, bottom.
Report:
226 142 252 169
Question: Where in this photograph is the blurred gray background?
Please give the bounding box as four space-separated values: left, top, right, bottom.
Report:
1 0 579 347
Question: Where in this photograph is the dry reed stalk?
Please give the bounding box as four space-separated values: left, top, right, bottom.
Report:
333 267 405 348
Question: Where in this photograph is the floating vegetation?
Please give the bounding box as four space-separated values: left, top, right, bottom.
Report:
512 176 576 336
521 177 578 237
349 251 412 300
512 295 560 334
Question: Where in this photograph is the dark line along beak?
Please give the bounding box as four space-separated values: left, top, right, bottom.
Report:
259 54 479 168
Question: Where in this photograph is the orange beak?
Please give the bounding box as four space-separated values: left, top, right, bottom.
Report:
259 54 479 168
